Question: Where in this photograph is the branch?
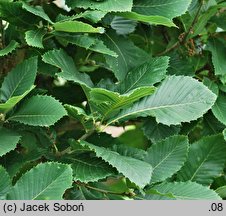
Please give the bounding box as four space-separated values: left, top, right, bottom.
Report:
156 0 204 56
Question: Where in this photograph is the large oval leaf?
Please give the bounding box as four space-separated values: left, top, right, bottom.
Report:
80 141 153 188
108 76 217 126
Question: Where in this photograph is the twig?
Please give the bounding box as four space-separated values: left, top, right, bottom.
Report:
75 181 135 197
58 129 95 156
157 0 204 56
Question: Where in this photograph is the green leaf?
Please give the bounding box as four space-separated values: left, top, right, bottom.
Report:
144 136 189 183
0 1 38 26
142 118 180 143
80 141 153 188
7 162 73 200
177 135 226 185
202 112 225 136
216 186 226 199
118 12 176 27
91 177 129 194
223 129 226 141
25 28 46 49
108 76 217 126
203 77 219 96
54 21 104 33
0 40 19 56
79 10 107 23
64 104 94 130
111 144 147 161
89 37 118 57
110 16 137 35
118 57 169 94
0 86 35 113
42 49 93 87
22 3 53 24
8 95 67 127
0 166 11 200
90 87 155 120
55 33 117 57
167 52 197 76
102 32 150 81
212 92 226 126
132 0 192 19
0 128 21 157
66 0 133 12
146 181 221 200
63 153 116 183
0 57 38 102
207 38 226 82
56 10 107 23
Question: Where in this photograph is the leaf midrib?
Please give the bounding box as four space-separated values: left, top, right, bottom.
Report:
189 144 216 181
109 99 208 124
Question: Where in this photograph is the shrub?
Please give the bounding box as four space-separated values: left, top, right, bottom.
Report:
0 0 226 200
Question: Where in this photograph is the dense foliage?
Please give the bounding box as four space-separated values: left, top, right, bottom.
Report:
0 0 226 200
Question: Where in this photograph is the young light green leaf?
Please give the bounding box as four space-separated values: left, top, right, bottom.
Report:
144 136 189 183
56 10 107 24
25 28 46 48
146 181 221 200
0 86 35 114
118 12 176 27
118 56 169 94
63 153 116 183
80 141 153 188
0 57 38 102
0 128 21 157
177 134 226 185
90 86 155 120
7 162 73 200
54 21 104 33
132 0 192 19
0 40 19 56
102 32 150 81
212 92 226 126
108 76 217 126
0 166 11 200
66 0 133 12
8 95 67 127
42 49 93 87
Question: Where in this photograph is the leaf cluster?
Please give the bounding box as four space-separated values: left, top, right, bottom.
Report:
0 0 226 200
